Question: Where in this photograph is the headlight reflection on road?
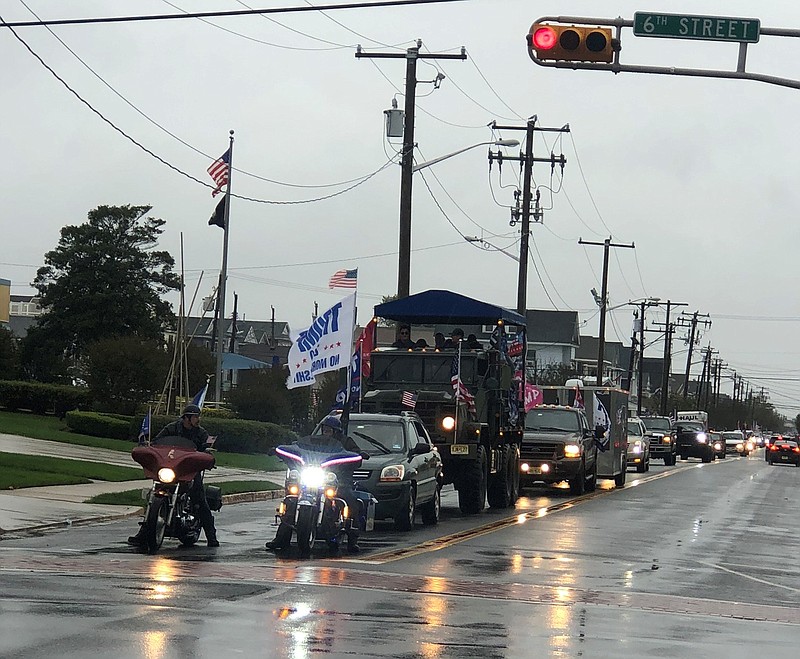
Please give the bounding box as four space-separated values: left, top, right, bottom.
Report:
141 631 167 659
147 558 178 601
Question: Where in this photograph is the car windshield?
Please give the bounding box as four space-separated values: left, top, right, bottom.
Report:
643 418 672 431
347 421 407 456
677 422 704 432
627 422 643 437
525 409 581 432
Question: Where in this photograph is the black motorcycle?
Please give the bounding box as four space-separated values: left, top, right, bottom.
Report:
131 436 220 554
272 441 375 557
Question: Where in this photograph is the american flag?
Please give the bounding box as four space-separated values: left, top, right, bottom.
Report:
207 149 230 197
328 268 358 289
450 353 476 414
401 391 418 409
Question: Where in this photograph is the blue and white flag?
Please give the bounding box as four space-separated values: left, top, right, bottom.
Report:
191 381 209 409
286 292 356 389
593 394 612 452
138 407 151 445
349 348 361 411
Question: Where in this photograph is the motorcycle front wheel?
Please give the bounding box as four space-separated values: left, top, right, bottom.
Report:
145 496 169 554
296 505 317 557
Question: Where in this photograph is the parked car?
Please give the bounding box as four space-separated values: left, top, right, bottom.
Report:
325 412 443 531
626 417 650 472
767 439 800 467
708 431 727 459
641 416 677 465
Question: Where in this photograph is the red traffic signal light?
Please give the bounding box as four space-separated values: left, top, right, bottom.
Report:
528 24 614 63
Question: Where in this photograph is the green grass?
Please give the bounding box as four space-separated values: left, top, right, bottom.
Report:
87 479 282 506
0 452 144 490
0 410 283 471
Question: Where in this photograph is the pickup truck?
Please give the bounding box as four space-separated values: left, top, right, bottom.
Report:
520 405 600 495
641 416 678 466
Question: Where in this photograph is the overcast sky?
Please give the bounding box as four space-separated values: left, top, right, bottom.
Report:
2 1 800 417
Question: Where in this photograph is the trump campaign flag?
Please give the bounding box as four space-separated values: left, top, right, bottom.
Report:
286 293 356 389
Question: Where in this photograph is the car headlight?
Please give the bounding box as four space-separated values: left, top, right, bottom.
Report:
301 467 325 488
662 436 671 444
736 443 744 450
564 444 581 458
714 442 722 450
697 433 707 443
157 468 176 483
441 416 456 431
380 464 405 482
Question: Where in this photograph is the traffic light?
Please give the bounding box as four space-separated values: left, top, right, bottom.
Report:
529 24 614 63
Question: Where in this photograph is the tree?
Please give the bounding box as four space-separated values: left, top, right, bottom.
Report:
29 205 180 359
85 336 170 414
228 368 294 425
795 414 800 434
0 326 19 380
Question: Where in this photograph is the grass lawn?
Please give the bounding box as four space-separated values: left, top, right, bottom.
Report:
0 452 145 490
0 410 283 471
87 480 282 507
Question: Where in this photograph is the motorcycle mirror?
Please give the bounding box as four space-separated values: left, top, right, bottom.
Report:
266 447 277 456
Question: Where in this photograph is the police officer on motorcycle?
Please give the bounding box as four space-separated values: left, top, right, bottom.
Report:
266 415 363 553
127 404 219 548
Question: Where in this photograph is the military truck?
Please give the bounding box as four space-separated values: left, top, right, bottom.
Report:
534 383 629 487
360 290 526 514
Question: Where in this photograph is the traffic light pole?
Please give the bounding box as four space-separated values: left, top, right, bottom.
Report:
490 118 568 314
356 42 466 299
579 237 635 386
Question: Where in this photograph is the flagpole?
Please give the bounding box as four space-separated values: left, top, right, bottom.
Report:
214 130 234 406
454 339 462 439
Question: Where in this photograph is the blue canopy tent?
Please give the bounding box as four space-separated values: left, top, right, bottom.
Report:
220 353 271 371
373 289 526 326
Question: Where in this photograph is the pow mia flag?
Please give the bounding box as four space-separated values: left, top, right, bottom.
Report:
209 197 226 229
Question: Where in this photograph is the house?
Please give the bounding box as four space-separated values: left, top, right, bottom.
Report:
4 292 44 339
575 336 628 386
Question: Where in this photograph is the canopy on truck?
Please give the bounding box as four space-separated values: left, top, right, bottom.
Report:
374 290 526 326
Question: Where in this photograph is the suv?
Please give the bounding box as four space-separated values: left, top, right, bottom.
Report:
337 412 443 531
722 430 750 456
626 417 650 472
641 416 677 466
520 405 600 495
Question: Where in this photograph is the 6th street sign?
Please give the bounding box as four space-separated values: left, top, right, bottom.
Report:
633 12 760 43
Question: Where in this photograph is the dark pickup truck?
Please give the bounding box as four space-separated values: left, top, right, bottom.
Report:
674 420 714 463
641 416 678 466
520 405 600 495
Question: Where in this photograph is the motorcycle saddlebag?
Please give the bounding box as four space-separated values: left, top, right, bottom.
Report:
205 485 223 511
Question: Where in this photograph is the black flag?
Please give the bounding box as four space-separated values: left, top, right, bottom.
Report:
209 197 226 229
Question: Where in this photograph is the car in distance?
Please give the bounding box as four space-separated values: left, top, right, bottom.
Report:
708 431 727 459
767 439 800 467
722 430 750 456
641 416 677 465
626 417 650 473
764 434 783 461
327 412 443 531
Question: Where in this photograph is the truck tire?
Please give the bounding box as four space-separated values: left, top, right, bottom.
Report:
569 461 586 495
614 455 627 487
458 445 488 515
510 445 521 504
664 453 676 466
487 445 515 509
702 450 712 463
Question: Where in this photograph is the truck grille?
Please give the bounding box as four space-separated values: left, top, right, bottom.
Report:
520 441 564 460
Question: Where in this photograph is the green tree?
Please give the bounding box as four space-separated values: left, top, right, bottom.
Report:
85 336 170 414
30 205 180 358
18 322 71 383
0 326 20 379
795 414 800 434
228 368 293 425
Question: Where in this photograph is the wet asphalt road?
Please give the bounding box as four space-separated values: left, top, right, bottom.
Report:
2 451 799 658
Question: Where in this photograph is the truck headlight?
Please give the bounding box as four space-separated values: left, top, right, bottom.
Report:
697 433 707 443
662 436 671 444
380 464 405 482
564 444 581 458
157 468 176 483
441 416 456 431
632 442 642 454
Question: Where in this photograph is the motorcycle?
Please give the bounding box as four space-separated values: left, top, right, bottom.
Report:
131 436 220 554
273 441 376 557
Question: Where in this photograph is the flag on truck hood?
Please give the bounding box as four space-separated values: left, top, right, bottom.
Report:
593 394 611 452
286 293 356 389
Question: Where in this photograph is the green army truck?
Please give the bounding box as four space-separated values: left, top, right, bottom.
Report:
360 290 526 514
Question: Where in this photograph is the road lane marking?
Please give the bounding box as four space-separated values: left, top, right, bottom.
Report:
691 559 800 594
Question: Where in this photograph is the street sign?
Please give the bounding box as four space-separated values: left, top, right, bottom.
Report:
633 12 760 43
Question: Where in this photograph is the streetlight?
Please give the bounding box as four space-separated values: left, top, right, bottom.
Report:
396 139 520 299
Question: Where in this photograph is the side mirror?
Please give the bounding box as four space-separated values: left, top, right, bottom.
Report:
594 427 605 439
360 452 371 461
266 446 276 456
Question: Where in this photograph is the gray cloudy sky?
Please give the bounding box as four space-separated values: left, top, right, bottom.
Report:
2 1 800 416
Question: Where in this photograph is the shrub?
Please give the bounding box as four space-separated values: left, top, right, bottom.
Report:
64 411 132 441
0 380 91 417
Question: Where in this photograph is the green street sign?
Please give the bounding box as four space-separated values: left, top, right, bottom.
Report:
633 12 761 43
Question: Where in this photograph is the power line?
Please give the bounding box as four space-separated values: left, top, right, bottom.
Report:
0 0 470 28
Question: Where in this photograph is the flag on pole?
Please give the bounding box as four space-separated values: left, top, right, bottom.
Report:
209 196 226 229
191 381 209 410
207 149 230 197
286 292 357 389
573 386 584 410
138 407 151 445
328 268 358 289
356 318 377 377
401 391 418 409
450 352 476 414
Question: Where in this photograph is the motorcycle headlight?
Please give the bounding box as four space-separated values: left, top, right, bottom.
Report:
301 467 325 489
380 464 405 482
441 416 456 432
287 469 300 483
157 468 176 483
325 472 338 486
564 444 581 458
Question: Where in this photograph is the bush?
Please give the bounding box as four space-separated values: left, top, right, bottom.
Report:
65 411 132 441
0 380 91 417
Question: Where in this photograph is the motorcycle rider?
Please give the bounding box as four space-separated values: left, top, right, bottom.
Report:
266 415 363 553
127 404 219 548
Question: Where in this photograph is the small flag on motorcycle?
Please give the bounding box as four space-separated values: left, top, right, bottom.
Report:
402 391 418 409
138 407 151 445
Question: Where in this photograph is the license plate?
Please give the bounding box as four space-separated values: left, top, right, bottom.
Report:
451 444 469 455
781 455 789 460
530 466 543 475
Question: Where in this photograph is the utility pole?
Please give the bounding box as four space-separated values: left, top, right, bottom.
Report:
490 117 568 314
635 298 662 416
356 41 466 299
651 300 687 415
579 237 635 386
677 311 711 401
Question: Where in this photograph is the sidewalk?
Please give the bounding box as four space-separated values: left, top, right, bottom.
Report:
0 433 286 537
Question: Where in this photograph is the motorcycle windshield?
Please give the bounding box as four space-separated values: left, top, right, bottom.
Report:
275 439 362 469
151 435 197 449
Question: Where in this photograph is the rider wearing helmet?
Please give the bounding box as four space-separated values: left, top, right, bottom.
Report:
265 415 363 553
128 404 219 548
